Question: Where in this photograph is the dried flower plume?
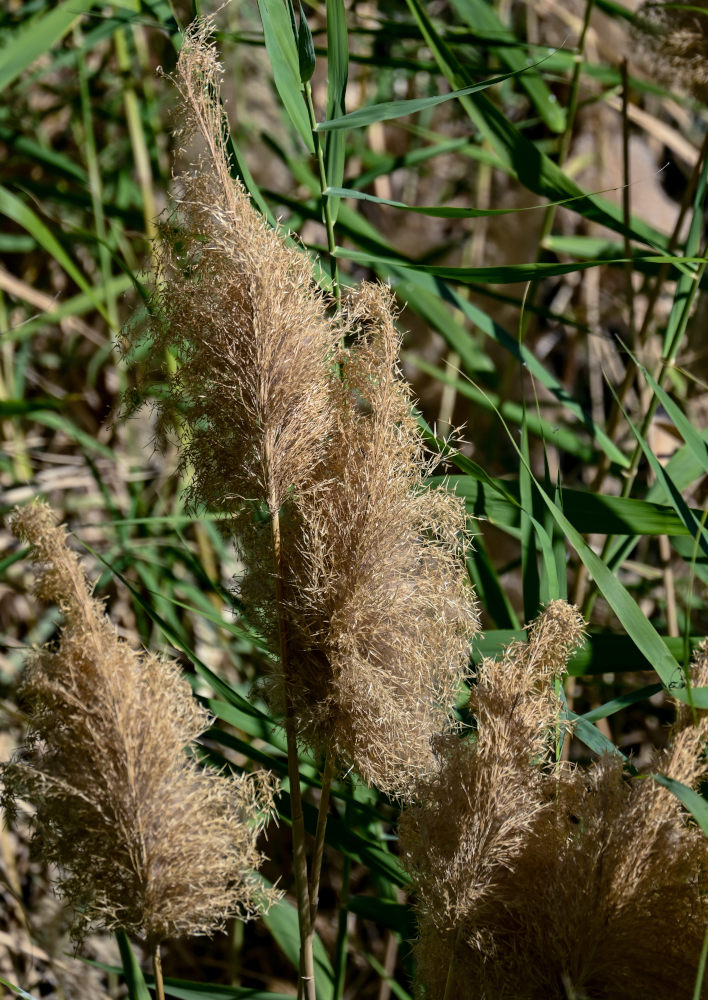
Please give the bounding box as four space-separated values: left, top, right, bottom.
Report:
125 24 478 796
278 283 478 794
2 503 278 945
127 23 339 517
400 601 708 999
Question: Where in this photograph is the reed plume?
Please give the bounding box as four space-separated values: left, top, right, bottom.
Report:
2 502 278 948
124 24 479 995
277 282 477 794
126 24 478 797
127 23 339 520
400 600 708 1000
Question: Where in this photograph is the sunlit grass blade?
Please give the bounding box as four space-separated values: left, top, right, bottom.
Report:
0 0 95 90
334 245 702 284
316 58 554 131
449 0 565 131
0 977 41 1000
575 683 664 723
258 0 314 152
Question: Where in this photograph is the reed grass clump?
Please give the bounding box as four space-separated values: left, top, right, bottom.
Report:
400 601 708 1000
2 502 278 947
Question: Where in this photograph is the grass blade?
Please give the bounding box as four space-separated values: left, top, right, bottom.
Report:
652 774 708 837
0 0 94 91
258 0 314 152
316 60 552 131
117 931 151 1000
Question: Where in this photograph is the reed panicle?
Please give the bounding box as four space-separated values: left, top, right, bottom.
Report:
277 283 478 795
126 25 478 797
400 600 708 1000
127 22 340 518
2 502 278 947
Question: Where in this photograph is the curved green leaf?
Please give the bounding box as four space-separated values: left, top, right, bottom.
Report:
316 59 551 131
652 774 708 837
0 0 95 91
257 0 314 152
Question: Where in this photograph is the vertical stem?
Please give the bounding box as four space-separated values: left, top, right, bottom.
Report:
152 943 166 1000
305 81 340 307
332 850 351 999
270 502 317 1000
620 58 635 343
309 750 335 926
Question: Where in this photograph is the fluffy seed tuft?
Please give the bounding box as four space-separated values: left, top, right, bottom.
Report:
400 601 708 999
2 502 279 945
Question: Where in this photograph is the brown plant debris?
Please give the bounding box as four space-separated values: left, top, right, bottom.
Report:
634 0 708 100
399 600 708 1000
2 502 279 946
125 24 478 797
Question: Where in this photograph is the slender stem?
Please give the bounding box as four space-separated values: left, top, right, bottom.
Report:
270 502 317 1000
620 58 635 344
305 81 340 307
152 943 166 1000
309 750 334 926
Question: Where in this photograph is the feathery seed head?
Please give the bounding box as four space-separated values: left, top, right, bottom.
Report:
400 602 708 999
126 25 478 799
3 503 279 945
125 22 340 516
273 283 479 796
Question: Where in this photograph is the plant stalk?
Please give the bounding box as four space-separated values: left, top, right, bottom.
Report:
305 81 340 307
270 500 317 1000
153 943 166 1000
442 926 462 1000
309 750 334 926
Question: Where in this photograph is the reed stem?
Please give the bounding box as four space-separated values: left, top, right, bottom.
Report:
309 750 334 926
442 926 462 1000
305 81 340 307
153 943 166 1000
270 500 317 1000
